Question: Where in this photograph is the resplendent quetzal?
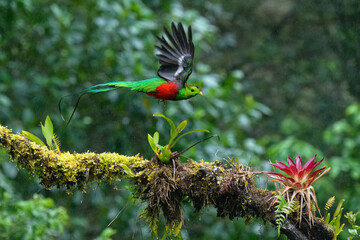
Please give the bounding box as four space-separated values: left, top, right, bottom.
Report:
60 22 201 124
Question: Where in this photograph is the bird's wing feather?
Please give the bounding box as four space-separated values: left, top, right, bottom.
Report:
155 22 194 87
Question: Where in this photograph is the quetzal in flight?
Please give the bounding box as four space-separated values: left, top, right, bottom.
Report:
61 22 201 124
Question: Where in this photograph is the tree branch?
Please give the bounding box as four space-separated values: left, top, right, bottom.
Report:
0 124 334 239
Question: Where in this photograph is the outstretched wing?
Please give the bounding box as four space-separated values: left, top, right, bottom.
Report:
155 22 194 87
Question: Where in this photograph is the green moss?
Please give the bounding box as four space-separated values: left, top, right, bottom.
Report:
0 125 148 191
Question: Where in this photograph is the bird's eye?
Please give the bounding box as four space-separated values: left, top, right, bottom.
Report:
191 89 194 92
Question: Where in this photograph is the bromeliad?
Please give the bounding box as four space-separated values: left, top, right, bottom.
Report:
265 155 331 226
60 22 201 125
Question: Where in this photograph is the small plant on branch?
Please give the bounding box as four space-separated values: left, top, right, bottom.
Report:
22 115 61 155
265 155 331 226
324 197 345 239
274 191 296 237
345 211 360 239
148 112 210 163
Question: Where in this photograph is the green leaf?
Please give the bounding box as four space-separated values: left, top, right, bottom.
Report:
169 120 188 146
349 229 358 235
159 145 171 163
165 146 171 158
153 131 159 145
148 133 158 155
157 144 164 152
41 116 54 149
346 211 360 226
333 206 344 231
274 192 287 205
181 196 189 202
325 213 331 224
125 184 137 195
153 113 176 140
94 228 117 240
22 131 46 146
120 164 135 177
334 199 344 217
176 120 187 134
161 231 169 240
156 144 165 162
335 224 345 235
172 220 183 237
171 129 210 148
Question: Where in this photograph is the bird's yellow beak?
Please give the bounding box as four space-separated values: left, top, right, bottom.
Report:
199 91 203 95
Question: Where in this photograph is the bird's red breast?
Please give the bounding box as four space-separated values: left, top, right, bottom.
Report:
146 82 179 100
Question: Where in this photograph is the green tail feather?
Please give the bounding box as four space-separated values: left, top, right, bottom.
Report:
81 78 166 95
83 87 119 94
59 78 166 126
81 82 127 94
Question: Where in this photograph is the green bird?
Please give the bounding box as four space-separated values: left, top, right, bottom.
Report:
60 22 201 124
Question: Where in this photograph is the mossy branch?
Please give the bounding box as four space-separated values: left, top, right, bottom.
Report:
0 124 333 239
0 125 147 191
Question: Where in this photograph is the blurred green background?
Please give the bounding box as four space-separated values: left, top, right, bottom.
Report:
0 0 359 239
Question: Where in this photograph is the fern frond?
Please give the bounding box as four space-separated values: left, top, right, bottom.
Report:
325 196 335 212
274 192 296 237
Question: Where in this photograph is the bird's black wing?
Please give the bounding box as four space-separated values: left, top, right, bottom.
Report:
155 22 194 87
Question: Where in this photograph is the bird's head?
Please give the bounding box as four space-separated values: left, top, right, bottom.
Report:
176 85 202 100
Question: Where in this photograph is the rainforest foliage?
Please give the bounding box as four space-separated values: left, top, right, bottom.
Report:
0 0 359 239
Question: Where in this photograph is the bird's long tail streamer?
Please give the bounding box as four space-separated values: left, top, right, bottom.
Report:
58 84 119 127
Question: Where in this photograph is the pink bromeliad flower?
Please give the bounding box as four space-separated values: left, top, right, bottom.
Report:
265 155 331 225
266 155 329 189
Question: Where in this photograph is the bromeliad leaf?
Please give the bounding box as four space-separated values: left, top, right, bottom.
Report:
265 155 330 226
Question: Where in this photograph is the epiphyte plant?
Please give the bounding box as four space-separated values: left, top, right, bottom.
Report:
324 197 345 239
22 115 61 155
148 113 210 163
265 155 330 225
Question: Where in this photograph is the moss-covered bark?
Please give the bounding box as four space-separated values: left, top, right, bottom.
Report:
0 124 334 239
0 125 146 191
